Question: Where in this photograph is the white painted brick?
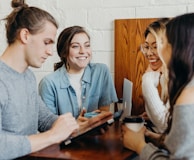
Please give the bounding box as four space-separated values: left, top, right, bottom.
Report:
0 21 7 55
33 71 52 86
56 0 103 9
88 8 135 30
0 0 193 86
90 30 114 52
149 0 189 5
103 0 144 7
188 4 194 11
0 1 12 13
91 51 114 72
56 9 88 28
136 5 187 18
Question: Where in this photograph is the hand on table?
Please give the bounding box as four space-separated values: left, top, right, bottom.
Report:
139 111 149 121
145 128 161 140
77 109 113 134
50 112 79 143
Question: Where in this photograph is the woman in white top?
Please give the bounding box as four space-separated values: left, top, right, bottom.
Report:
122 12 194 160
141 18 170 133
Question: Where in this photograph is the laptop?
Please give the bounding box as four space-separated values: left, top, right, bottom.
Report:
120 78 133 120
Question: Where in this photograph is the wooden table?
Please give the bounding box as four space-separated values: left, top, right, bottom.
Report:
20 121 137 160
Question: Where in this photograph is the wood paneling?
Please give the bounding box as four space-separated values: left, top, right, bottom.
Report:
114 18 157 115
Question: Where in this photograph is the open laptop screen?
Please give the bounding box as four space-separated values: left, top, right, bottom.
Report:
120 78 133 120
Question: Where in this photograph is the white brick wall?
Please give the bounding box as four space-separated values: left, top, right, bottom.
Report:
0 0 194 85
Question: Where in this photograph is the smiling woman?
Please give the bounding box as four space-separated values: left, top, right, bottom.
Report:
122 12 194 160
141 33 162 71
38 25 118 119
141 18 170 133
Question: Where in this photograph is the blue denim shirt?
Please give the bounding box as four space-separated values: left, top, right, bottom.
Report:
39 63 118 118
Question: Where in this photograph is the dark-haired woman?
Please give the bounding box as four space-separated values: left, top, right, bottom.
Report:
39 26 118 118
122 13 194 159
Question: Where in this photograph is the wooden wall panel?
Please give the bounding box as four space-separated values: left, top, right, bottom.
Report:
114 18 157 115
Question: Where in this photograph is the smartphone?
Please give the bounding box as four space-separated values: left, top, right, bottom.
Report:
84 111 100 118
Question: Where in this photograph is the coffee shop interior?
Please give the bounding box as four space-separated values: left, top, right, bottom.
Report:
0 0 194 159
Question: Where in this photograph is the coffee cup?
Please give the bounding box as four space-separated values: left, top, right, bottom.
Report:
123 116 145 132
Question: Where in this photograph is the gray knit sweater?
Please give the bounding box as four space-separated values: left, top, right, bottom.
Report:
0 61 58 159
140 79 194 159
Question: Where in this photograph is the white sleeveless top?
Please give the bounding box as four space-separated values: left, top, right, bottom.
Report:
68 71 84 109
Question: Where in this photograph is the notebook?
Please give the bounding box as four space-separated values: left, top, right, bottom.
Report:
120 78 133 120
